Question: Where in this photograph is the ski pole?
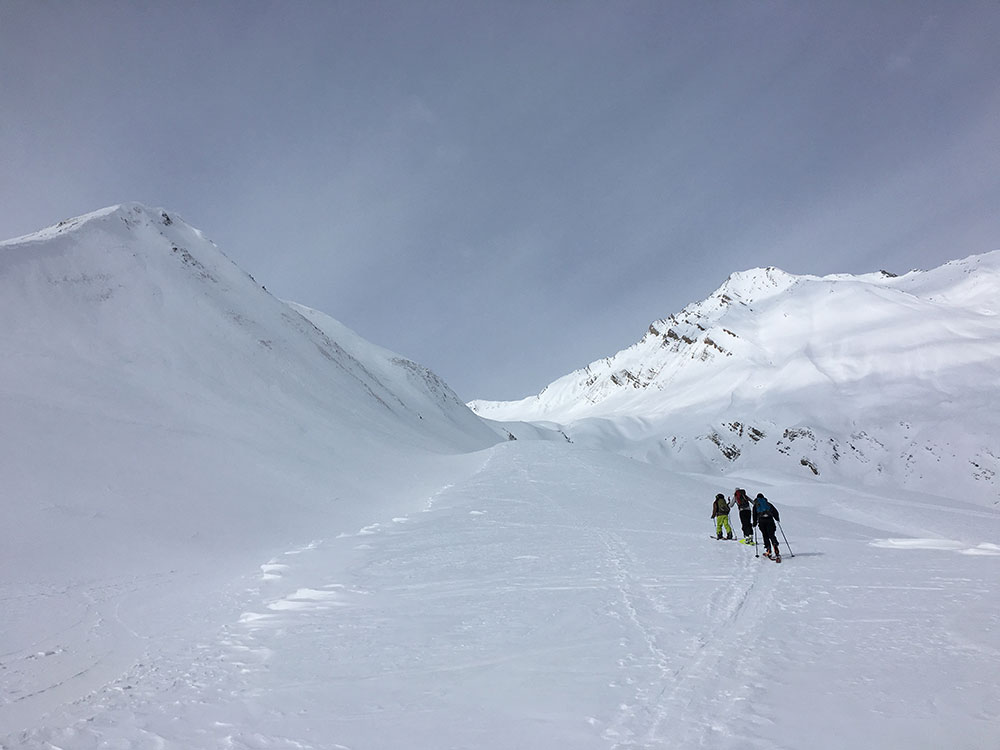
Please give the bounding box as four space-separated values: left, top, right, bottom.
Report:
753 523 759 558
776 520 794 558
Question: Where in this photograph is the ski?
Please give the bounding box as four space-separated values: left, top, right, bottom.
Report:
709 536 736 541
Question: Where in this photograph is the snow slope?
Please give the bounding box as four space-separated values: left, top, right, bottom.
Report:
6 440 999 749
471 255 1000 506
0 204 502 732
1 207 997 749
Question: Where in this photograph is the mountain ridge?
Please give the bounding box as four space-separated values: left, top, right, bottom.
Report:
2 203 500 451
0 202 505 586
470 253 1000 505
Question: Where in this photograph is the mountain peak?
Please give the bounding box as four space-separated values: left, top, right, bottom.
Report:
0 203 201 249
716 266 800 304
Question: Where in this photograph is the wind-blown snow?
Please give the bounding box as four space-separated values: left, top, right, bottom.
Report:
1 206 997 749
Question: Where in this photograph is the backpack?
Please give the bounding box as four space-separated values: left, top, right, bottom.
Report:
713 496 729 516
754 494 773 517
735 489 750 510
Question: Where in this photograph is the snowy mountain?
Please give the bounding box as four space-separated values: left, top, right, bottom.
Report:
1 204 500 453
2 207 998 749
0 204 505 733
0 202 510 566
471 254 1000 506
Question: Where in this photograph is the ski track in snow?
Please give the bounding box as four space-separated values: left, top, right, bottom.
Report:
597 529 768 749
4 443 999 749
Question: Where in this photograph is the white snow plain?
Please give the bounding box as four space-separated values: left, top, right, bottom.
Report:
1 206 998 749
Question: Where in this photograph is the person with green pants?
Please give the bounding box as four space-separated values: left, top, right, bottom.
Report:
711 493 733 539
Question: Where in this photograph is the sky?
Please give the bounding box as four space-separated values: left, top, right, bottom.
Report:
2 1 1000 401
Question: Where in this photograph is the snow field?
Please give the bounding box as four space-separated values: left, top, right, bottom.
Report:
6 440 997 749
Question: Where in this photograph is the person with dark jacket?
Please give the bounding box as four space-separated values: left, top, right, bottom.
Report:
752 493 781 560
712 493 733 539
731 488 753 542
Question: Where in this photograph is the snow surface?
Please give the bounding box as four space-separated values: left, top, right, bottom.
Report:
1 206 998 748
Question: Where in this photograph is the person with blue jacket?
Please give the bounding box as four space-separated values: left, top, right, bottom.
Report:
752 493 781 561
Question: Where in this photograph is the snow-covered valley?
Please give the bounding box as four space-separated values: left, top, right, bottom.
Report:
1 206 998 749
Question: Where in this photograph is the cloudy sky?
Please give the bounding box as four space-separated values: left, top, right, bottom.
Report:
3 1 999 400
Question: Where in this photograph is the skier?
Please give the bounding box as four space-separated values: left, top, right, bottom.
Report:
732 488 753 542
711 493 733 539
752 492 781 561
